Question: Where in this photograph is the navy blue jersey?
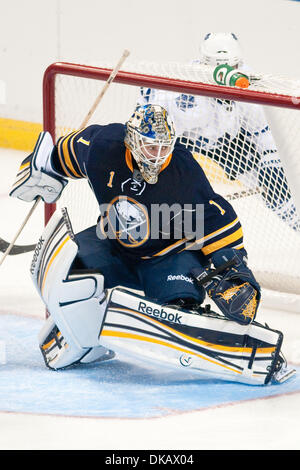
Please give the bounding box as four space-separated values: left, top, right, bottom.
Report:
51 123 244 260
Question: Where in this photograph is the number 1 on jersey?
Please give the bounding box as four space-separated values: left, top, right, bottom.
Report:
107 171 115 188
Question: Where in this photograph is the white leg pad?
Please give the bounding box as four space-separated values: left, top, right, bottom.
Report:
31 208 113 369
39 315 113 370
49 272 106 349
100 287 295 385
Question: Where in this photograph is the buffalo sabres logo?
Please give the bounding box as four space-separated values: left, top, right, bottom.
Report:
105 196 149 247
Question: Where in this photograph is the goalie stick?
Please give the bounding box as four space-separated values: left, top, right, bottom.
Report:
191 258 236 286
0 238 36 255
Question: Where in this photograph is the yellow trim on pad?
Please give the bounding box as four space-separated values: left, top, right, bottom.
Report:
0 118 42 151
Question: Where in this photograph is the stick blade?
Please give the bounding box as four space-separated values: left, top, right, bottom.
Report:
0 238 36 255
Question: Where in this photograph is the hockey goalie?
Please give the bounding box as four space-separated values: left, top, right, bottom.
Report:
10 104 295 385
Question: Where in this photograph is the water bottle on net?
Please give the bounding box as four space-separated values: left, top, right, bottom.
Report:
213 64 250 88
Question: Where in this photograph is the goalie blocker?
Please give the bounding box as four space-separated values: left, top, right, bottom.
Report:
31 208 295 385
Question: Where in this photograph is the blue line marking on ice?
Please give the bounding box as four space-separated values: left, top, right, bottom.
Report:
1 314 299 419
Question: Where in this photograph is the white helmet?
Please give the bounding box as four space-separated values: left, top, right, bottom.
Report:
125 104 176 184
200 32 243 68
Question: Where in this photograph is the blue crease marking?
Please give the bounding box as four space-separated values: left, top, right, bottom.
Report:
0 314 299 418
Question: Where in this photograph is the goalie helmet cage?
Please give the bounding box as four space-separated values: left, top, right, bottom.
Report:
43 61 300 306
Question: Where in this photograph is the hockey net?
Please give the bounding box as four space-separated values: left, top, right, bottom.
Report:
43 61 300 303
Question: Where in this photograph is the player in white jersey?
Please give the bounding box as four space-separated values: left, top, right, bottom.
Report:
139 33 300 231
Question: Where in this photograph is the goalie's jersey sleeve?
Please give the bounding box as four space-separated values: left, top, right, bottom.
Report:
52 125 104 178
51 123 245 261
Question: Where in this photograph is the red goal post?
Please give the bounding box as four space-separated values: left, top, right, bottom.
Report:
42 61 300 302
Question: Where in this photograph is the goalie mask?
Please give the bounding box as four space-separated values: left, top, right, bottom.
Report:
125 104 176 184
200 32 243 68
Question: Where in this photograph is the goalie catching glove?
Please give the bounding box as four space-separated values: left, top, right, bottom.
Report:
10 131 68 203
191 248 261 325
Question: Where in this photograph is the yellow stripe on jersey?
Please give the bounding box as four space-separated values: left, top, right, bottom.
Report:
61 131 83 178
141 237 189 259
182 217 239 252
77 137 90 146
201 227 243 256
233 242 245 250
141 217 242 259
57 135 74 178
70 130 88 177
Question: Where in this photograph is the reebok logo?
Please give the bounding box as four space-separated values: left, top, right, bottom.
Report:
138 301 182 324
30 237 44 275
167 274 194 284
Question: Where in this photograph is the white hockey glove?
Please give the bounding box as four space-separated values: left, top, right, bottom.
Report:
10 131 68 203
